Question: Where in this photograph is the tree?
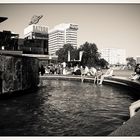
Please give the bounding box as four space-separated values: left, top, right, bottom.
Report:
56 41 108 69
78 42 100 67
98 58 109 68
56 44 76 63
126 57 136 69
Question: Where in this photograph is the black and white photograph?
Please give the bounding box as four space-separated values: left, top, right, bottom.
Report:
0 1 140 137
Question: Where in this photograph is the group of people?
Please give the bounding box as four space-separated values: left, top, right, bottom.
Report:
39 62 114 85
70 64 114 85
80 66 114 85
39 63 64 75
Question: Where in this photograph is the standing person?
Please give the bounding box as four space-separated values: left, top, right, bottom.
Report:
40 65 45 76
62 62 66 75
98 67 113 85
81 66 85 82
56 64 61 74
50 64 55 74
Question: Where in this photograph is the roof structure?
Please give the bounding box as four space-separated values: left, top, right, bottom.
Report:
0 17 8 23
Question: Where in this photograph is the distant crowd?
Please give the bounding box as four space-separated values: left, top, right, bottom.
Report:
39 62 114 85
39 62 140 84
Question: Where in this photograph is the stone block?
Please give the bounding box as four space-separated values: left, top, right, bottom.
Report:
0 54 39 95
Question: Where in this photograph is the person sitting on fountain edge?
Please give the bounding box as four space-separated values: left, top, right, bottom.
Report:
98 67 114 85
130 64 140 80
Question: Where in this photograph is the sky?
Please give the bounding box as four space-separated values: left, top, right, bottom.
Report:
0 4 140 57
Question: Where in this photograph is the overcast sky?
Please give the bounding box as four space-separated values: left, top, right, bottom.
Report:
0 4 140 57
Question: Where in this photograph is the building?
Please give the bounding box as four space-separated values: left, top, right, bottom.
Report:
0 30 19 51
0 17 19 51
22 24 49 54
136 56 140 64
49 23 78 55
100 48 126 65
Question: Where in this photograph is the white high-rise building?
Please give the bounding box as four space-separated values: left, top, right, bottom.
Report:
24 24 48 39
100 48 126 65
49 23 78 55
23 24 49 54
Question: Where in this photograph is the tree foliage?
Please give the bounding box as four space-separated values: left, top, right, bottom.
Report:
56 44 76 63
126 57 136 68
56 42 109 68
78 42 99 67
98 58 109 68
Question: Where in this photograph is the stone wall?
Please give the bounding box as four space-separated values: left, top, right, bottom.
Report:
110 111 140 136
22 56 39 90
0 54 39 94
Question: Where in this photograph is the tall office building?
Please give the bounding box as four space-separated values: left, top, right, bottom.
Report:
100 48 126 65
49 23 78 55
23 24 49 54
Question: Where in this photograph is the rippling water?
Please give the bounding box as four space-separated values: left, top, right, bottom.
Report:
0 79 138 136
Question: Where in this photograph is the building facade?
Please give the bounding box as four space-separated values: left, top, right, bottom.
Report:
49 23 78 55
22 24 49 54
0 30 19 51
100 48 126 65
136 56 140 64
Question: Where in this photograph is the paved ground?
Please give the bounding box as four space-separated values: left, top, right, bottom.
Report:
110 110 140 136
113 70 133 78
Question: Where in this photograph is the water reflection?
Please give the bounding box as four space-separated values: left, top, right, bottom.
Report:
0 79 137 136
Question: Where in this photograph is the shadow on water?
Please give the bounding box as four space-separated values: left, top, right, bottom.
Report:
0 79 139 136
0 86 50 136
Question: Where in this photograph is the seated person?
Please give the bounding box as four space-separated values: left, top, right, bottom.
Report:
89 67 97 76
81 66 89 75
98 67 114 85
81 66 89 82
73 69 81 75
129 100 140 117
72 65 81 75
130 74 140 80
94 68 103 84
130 64 140 80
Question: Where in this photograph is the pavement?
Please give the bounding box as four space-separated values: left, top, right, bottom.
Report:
110 110 140 136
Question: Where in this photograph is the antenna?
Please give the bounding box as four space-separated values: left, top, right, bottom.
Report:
29 15 43 25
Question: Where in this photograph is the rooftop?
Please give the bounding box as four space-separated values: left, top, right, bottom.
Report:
0 17 8 23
